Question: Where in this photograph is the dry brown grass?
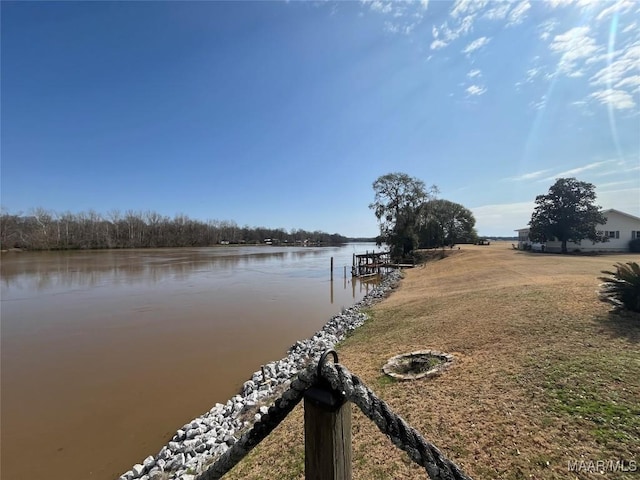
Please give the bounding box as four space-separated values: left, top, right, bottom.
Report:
225 243 640 479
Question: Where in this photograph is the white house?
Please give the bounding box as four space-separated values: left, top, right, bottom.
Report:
516 209 640 252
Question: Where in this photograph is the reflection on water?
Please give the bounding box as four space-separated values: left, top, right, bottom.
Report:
0 243 380 480
0 247 341 295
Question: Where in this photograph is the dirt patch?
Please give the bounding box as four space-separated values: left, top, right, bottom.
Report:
382 350 453 380
224 242 640 480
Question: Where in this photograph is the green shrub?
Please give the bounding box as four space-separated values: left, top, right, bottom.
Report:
629 238 640 253
599 262 640 313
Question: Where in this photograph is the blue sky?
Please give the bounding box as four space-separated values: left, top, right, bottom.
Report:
1 0 638 237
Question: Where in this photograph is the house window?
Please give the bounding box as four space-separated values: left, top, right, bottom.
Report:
633 231 640 239
606 231 619 239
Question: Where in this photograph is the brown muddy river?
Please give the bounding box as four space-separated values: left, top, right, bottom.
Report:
0 244 378 480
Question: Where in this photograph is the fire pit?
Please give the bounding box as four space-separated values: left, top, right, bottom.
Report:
382 350 454 380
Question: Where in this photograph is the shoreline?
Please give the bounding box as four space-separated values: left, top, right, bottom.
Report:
217 245 640 479
118 270 402 480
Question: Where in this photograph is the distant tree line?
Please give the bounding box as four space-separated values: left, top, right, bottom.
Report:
369 173 478 261
0 208 349 250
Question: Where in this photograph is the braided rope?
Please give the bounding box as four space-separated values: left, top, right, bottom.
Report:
196 359 472 480
195 366 316 480
320 362 473 480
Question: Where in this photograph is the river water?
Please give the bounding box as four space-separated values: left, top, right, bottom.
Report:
0 243 379 480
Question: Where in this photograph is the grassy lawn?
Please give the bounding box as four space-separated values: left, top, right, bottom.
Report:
224 243 639 479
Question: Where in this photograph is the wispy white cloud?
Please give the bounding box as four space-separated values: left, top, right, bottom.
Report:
544 0 574 7
538 19 559 40
471 201 536 233
363 0 428 36
369 1 392 14
591 161 640 177
597 187 640 216
450 0 488 18
384 21 399 34
484 2 511 20
431 39 448 50
384 20 420 35
590 43 640 88
505 169 553 181
429 1 482 51
540 160 617 181
597 180 636 189
466 84 487 96
529 95 547 110
595 0 635 21
362 0 638 118
559 30 639 112
507 0 531 26
430 15 477 50
614 75 640 91
570 99 595 116
463 36 491 55
589 89 636 110
404 22 419 35
526 67 541 82
549 26 602 77
448 16 475 40
545 0 601 9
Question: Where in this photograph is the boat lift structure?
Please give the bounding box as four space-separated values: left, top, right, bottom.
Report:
351 250 390 278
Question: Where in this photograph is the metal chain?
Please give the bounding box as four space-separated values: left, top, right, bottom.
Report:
195 357 472 480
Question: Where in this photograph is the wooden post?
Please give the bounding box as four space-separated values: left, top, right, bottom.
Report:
343 265 346 279
330 257 334 280
330 278 334 304
304 396 352 480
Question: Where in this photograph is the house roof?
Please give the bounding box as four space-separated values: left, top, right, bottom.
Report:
602 208 640 222
515 227 530 232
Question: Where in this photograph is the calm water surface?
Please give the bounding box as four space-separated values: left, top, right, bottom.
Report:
1 243 379 480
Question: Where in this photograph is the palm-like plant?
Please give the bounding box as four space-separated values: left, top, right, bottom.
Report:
599 261 640 313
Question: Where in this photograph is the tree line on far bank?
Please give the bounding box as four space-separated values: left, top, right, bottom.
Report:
0 208 349 250
370 173 478 261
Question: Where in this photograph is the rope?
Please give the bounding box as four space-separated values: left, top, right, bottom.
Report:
195 367 316 480
321 362 473 480
195 359 472 480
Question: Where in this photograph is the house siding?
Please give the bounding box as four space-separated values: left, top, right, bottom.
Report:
516 228 531 250
545 210 640 253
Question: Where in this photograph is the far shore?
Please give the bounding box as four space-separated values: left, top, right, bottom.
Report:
0 242 374 254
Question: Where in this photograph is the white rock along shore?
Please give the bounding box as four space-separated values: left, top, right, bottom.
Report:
118 271 401 480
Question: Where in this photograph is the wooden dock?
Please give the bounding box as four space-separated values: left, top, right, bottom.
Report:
351 251 416 277
385 263 415 269
352 251 386 277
